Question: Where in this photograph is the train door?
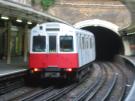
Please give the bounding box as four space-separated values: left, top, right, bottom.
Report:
49 36 57 52
48 35 58 66
77 35 82 67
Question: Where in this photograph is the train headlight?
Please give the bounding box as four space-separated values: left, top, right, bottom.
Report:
34 68 39 72
31 68 41 73
65 68 73 72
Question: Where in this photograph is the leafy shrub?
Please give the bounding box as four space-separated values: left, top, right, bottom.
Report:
41 0 55 10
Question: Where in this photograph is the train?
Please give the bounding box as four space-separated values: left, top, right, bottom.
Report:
29 22 96 81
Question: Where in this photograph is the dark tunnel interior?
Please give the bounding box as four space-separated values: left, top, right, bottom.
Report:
82 26 124 61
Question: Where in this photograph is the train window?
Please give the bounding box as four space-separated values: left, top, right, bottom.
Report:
88 38 90 49
79 37 81 49
49 36 57 52
86 39 88 49
81 37 83 49
84 38 86 49
60 36 73 52
82 37 84 49
90 38 92 48
46 28 59 31
32 36 46 52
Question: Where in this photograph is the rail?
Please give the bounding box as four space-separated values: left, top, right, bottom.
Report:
120 56 135 101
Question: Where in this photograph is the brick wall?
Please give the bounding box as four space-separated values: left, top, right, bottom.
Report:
48 0 131 29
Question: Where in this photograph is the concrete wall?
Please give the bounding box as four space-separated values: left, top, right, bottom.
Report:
8 0 31 6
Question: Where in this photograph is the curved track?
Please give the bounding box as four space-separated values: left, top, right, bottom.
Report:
0 61 134 101
89 62 117 101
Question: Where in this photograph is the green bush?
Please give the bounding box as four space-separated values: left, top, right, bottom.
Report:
41 0 55 10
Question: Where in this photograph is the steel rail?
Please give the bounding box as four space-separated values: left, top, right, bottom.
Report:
21 87 54 101
43 84 78 101
40 73 90 101
101 73 118 101
72 63 103 101
99 63 118 101
86 62 117 101
0 78 24 95
34 66 91 101
112 63 127 101
85 64 107 101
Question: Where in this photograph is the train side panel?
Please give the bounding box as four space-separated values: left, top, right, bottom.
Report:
75 30 95 67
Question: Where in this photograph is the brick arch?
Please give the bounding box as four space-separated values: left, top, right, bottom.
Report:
74 19 119 34
74 19 125 60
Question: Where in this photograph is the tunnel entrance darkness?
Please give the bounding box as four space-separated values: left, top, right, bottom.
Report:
82 26 124 61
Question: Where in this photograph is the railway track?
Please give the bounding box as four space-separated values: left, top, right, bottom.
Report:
0 65 94 101
89 62 117 101
107 62 127 101
35 64 99 101
0 76 25 95
9 63 102 101
59 63 104 101
0 78 81 101
57 62 133 101
0 61 134 101
88 61 133 101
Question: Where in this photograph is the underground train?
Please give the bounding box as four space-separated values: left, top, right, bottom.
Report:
29 22 96 81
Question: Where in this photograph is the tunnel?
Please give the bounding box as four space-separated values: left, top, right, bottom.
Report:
81 26 124 61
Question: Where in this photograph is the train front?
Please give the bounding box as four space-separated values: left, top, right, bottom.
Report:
29 22 79 79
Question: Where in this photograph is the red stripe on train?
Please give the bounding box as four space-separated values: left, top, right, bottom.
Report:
29 53 79 69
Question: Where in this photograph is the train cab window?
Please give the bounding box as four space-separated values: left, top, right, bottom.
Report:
32 36 46 52
49 36 57 52
60 36 73 52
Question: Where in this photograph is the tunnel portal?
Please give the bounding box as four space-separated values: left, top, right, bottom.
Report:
82 26 124 61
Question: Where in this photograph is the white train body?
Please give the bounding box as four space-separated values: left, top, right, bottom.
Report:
29 22 95 80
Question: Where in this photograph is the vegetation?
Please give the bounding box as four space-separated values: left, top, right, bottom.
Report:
41 0 55 10
31 0 35 5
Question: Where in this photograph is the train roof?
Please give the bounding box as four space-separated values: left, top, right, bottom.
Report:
32 22 73 30
31 22 94 36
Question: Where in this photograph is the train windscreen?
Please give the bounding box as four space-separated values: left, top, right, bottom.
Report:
32 36 46 52
60 36 73 52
